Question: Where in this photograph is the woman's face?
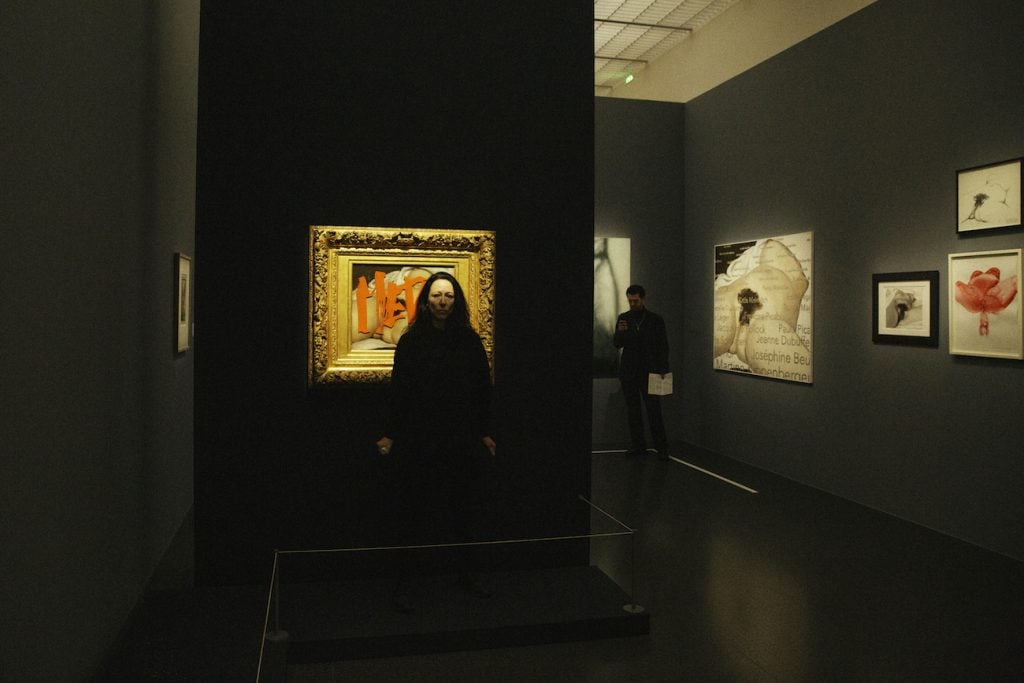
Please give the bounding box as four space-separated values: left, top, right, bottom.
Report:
427 278 456 322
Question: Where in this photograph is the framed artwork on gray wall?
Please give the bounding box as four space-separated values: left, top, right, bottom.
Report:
957 158 1021 233
948 248 1021 359
175 253 191 353
872 271 939 346
713 231 813 383
593 237 630 377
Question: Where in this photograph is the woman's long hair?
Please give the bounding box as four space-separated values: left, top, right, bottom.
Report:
410 271 472 332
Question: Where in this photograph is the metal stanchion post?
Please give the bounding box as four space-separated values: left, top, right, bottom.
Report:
623 531 645 614
576 494 644 615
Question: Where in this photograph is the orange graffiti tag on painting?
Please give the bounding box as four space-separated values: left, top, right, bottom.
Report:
354 272 428 334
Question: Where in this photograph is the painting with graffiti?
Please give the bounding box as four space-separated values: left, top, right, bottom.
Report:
309 226 496 384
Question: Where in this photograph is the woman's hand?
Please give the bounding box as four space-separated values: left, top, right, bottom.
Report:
376 436 394 455
482 436 497 456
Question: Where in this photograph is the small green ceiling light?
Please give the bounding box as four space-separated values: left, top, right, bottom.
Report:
624 74 635 84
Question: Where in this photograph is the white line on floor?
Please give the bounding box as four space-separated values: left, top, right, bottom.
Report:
668 456 758 494
592 449 758 494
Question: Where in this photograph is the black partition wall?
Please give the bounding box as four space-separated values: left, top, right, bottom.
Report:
675 0 1021 560
195 3 594 584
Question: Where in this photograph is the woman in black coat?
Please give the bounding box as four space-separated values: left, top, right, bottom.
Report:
375 272 496 608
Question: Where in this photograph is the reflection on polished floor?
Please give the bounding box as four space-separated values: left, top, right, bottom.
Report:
291 443 1024 681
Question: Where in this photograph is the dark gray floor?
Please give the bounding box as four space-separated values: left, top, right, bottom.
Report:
101 444 1024 681
290 444 1024 681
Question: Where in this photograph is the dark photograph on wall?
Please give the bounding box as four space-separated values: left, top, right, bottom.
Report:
593 237 630 376
872 271 939 346
957 158 1021 233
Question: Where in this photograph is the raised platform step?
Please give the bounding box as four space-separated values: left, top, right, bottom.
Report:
272 565 649 664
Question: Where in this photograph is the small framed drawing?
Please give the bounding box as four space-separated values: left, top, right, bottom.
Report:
956 158 1021 233
948 249 1022 359
872 271 939 346
175 253 192 353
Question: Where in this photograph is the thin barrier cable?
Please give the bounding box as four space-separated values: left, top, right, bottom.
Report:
577 494 634 533
274 559 283 635
255 550 280 682
579 494 642 611
273 530 634 557
256 495 642 675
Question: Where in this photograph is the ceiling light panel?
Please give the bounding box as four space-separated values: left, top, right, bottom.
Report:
595 0 740 90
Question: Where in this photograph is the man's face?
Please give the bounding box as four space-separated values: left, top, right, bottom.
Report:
627 293 645 311
427 278 456 321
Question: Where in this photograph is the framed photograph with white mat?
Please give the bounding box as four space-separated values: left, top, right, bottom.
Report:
948 248 1021 359
871 271 938 347
957 158 1021 233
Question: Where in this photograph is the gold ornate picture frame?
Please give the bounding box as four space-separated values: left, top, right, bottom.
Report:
309 226 496 384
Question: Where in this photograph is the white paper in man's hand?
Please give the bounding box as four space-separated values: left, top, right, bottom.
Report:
648 372 673 396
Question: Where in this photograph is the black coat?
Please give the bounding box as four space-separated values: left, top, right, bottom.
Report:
613 308 670 379
384 322 492 454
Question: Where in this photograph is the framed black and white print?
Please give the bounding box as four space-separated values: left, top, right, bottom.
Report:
872 271 939 346
957 158 1021 233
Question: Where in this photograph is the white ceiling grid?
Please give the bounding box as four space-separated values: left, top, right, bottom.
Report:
595 0 740 93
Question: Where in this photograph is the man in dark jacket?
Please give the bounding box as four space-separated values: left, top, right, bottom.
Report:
613 284 670 460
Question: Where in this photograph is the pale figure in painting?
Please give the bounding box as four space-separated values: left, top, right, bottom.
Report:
714 238 811 381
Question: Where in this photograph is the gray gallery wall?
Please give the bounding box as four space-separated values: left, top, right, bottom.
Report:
1 2 199 679
594 99 686 447
676 0 1021 559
